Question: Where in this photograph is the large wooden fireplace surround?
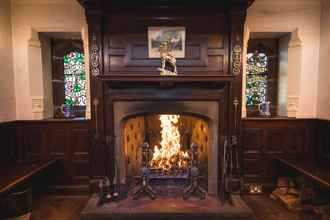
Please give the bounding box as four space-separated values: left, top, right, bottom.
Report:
80 0 252 202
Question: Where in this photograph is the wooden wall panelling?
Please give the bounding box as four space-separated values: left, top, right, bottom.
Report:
242 128 262 154
24 124 44 161
71 127 89 185
264 128 285 155
0 121 16 165
241 119 310 186
89 136 107 181
242 128 263 181
104 34 227 75
15 120 90 195
102 11 229 76
285 127 306 157
316 119 330 161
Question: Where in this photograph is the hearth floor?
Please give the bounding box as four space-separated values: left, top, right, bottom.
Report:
81 193 254 220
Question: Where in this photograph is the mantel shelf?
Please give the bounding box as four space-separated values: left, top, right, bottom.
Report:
98 74 237 83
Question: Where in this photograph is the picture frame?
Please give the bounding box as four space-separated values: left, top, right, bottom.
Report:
148 26 186 58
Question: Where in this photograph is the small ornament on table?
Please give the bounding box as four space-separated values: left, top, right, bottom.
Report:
258 101 271 117
248 183 263 194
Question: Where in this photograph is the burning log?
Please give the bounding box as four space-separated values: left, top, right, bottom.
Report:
150 115 190 174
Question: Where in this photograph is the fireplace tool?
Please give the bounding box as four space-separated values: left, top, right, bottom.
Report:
98 176 119 205
224 135 242 194
183 143 206 200
220 136 241 203
96 136 120 205
133 143 157 200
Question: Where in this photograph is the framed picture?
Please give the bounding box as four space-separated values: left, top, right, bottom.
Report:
148 26 186 58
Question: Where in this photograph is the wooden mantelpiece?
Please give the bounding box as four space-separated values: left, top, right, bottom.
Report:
78 0 252 201
99 75 237 82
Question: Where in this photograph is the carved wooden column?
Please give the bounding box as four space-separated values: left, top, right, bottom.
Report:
228 7 246 191
84 2 110 187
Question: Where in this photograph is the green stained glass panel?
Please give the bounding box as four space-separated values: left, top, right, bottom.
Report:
64 51 86 106
246 52 269 107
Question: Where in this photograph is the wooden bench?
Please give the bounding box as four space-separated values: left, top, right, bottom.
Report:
0 159 57 196
275 157 330 189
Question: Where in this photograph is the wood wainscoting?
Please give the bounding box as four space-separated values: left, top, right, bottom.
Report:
0 121 16 165
241 118 314 189
15 119 90 195
315 119 330 162
0 118 328 195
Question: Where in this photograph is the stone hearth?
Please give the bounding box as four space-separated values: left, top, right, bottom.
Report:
81 193 254 220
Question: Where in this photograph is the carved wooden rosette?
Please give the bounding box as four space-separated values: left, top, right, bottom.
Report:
232 45 242 75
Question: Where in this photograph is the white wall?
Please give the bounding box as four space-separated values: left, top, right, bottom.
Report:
0 0 16 122
11 0 88 119
278 34 290 116
316 0 330 120
39 33 54 118
246 0 321 118
5 0 327 120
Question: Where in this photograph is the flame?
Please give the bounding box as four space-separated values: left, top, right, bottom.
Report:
150 115 190 173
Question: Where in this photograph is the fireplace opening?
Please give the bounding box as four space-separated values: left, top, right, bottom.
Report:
122 113 209 192
113 100 219 196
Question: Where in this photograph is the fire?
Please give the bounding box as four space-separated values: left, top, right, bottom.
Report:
150 115 190 173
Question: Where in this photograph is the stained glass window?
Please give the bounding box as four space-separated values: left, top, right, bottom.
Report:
246 51 269 106
64 51 86 106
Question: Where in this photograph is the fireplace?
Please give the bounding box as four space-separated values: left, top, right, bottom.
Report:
103 83 227 196
80 0 255 219
82 85 255 219
115 100 219 196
